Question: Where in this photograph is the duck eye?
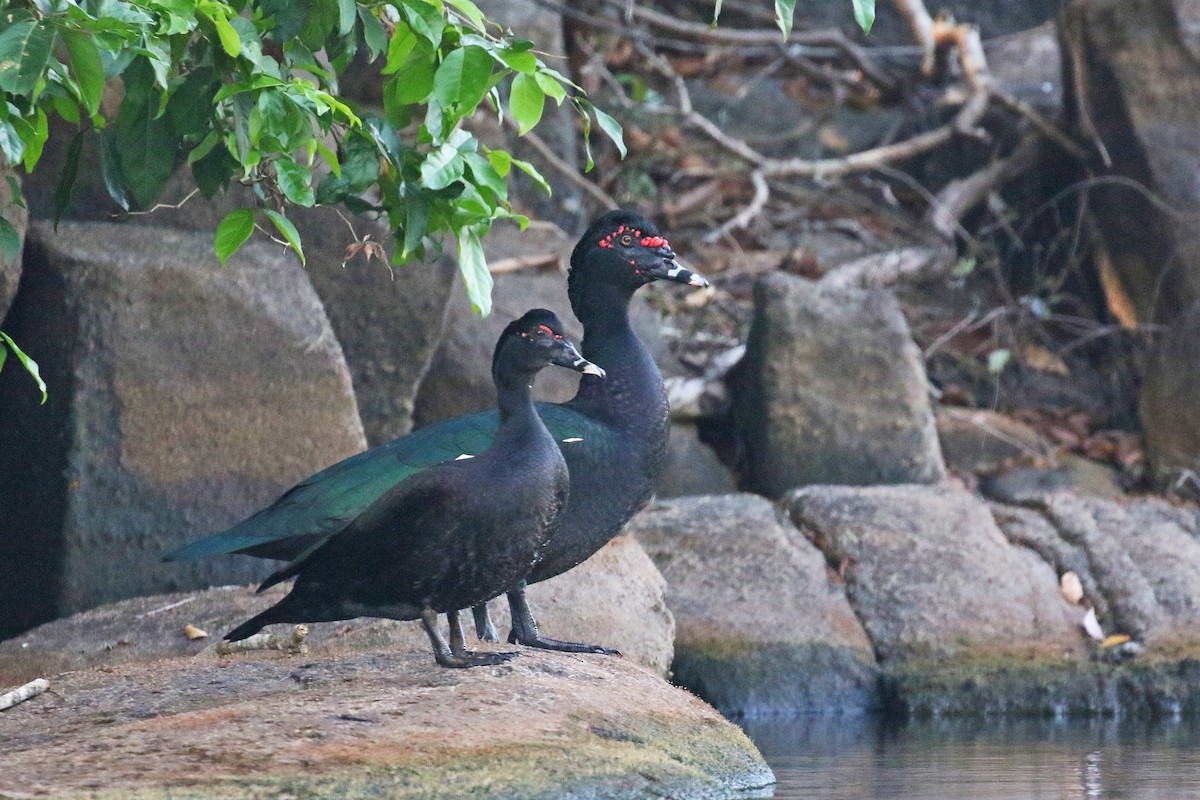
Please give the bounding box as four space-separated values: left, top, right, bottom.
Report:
620 234 633 246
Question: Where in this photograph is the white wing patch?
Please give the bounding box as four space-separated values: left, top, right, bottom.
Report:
562 437 583 443
455 454 475 460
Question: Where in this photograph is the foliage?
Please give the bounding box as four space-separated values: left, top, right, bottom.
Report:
0 330 46 402
0 0 626 315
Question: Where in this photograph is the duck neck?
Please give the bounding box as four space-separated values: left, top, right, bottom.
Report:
493 365 543 438
568 279 664 429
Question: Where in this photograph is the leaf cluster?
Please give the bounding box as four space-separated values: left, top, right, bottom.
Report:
0 0 627 314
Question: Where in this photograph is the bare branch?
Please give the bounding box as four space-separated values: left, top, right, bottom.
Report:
927 135 1042 239
701 171 769 243
502 119 619 211
893 0 937 74
0 678 49 711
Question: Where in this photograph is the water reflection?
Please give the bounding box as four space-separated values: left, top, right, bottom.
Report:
743 716 1200 800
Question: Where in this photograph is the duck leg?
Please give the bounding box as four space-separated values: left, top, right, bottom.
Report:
505 583 620 655
421 608 516 668
472 603 501 642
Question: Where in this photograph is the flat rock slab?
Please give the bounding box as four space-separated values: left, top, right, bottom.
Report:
0 646 772 800
0 535 673 687
631 494 877 718
731 273 945 496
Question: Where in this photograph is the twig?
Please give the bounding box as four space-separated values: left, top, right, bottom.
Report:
118 188 200 218
821 245 956 290
992 87 1087 160
701 170 768 243
135 596 195 619
503 119 619 211
0 678 49 711
927 134 1042 240
215 624 309 656
894 0 937 74
489 253 561 274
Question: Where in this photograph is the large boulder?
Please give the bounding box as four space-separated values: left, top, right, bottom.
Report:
1140 303 1200 485
731 272 946 496
655 423 738 498
0 159 24 319
0 532 673 683
630 494 878 717
0 222 366 638
1061 0 1200 324
994 493 1200 649
0 629 771 799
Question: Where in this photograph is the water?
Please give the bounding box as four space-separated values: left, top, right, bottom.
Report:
743 716 1200 800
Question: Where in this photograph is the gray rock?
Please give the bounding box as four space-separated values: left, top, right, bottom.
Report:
784 485 1082 666
0 222 366 637
731 273 946 496
0 533 672 681
0 616 771 799
936 406 1051 475
1141 303 1200 485
1061 0 1200 324
0 159 25 319
630 494 878 717
655 424 737 498
994 494 1200 648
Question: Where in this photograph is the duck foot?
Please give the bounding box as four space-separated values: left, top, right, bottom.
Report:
506 585 621 655
472 603 501 642
423 608 518 669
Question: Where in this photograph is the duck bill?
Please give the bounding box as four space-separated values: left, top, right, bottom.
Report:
552 341 606 378
644 258 710 288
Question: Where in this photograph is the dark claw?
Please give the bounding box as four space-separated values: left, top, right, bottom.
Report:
507 629 620 655
473 604 500 642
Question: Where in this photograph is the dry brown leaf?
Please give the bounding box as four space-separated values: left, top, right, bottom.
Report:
1022 344 1070 376
818 125 850 154
183 623 208 640
1101 633 1132 649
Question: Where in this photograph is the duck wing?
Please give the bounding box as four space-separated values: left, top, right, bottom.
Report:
164 404 594 562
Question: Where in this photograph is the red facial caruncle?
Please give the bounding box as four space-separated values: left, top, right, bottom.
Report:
597 226 671 251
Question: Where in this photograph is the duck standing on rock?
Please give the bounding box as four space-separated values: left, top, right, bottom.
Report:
167 211 708 654
223 310 605 668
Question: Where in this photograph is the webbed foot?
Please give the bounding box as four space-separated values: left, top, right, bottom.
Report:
434 649 518 669
506 584 620 655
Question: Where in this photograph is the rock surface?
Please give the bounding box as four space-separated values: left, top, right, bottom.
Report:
655 424 738 498
0 638 771 799
731 273 946 496
630 494 878 717
0 534 673 684
994 493 1200 649
1061 0 1200 324
0 159 24 319
0 222 366 638
935 406 1051 476
1141 303 1200 485
784 485 1082 666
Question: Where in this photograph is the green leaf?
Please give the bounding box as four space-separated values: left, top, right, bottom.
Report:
774 0 797 37
341 130 381 189
114 60 178 208
0 120 25 165
432 46 493 116
987 348 1012 375
486 148 512 177
214 208 256 266
419 141 465 190
457 225 492 316
533 69 567 105
0 331 47 404
499 48 537 75
592 105 626 158
52 129 85 227
712 0 723 25
403 190 429 257
98 127 133 211
382 19 417 74
191 141 236 198
510 156 550 196
0 20 55 97
446 0 487 31
61 30 105 117
464 152 506 201
402 1 446 48
0 215 21 265
264 209 305 265
336 0 357 35
358 6 387 61
852 0 875 34
200 5 242 57
509 73 544 135
275 156 315 206
388 51 437 104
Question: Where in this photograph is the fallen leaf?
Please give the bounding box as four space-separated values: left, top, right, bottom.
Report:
1022 344 1070 376
184 624 209 640
1101 633 1132 649
1060 571 1084 605
1082 607 1105 641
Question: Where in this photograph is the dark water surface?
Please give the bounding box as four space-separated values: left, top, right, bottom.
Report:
743 716 1200 800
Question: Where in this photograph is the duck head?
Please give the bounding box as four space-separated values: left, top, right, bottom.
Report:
494 308 606 380
569 210 709 292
